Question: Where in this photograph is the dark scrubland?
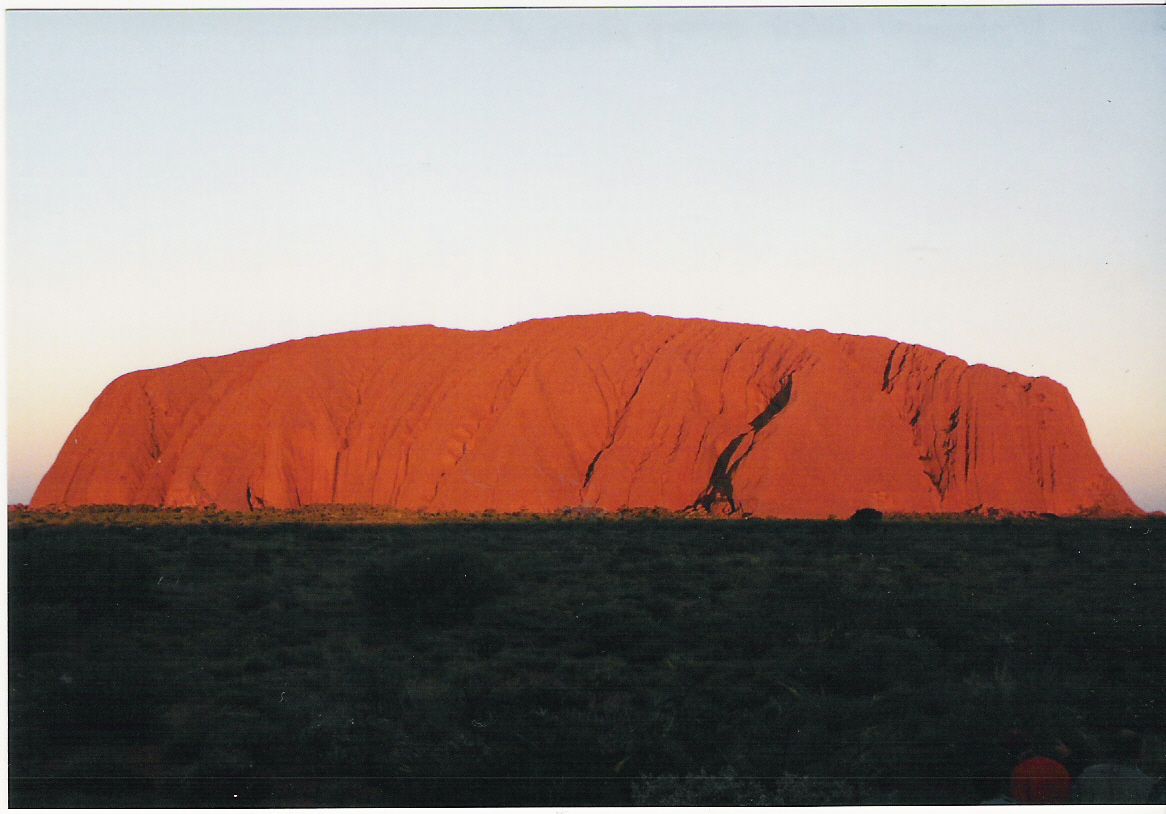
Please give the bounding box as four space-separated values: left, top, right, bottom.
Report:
8 506 1165 807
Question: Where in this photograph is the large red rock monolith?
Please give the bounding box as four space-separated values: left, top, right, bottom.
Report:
31 313 1141 518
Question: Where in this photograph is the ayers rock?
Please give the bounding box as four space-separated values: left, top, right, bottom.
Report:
32 313 1140 518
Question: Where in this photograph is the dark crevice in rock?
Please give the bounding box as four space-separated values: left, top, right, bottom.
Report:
582 450 603 489
935 437 958 497
882 344 900 392
916 405 964 501
245 483 267 511
720 341 747 401
580 332 680 495
691 375 793 514
925 469 943 492
331 451 343 502
964 418 972 481
695 435 749 513
750 375 794 431
881 343 910 393
141 383 162 461
331 383 363 502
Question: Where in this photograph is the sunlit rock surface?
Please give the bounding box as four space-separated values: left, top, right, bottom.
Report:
32 313 1141 518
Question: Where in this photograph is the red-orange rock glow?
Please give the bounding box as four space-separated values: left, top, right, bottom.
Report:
31 313 1141 518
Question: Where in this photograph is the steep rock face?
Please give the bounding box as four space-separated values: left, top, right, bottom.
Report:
31 313 1141 518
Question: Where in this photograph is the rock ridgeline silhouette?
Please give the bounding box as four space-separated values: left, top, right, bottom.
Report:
32 313 1140 518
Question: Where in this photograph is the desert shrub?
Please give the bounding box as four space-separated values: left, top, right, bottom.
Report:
851 507 884 524
359 544 507 626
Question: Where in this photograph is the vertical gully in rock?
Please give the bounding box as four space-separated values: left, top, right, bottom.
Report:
691 375 794 514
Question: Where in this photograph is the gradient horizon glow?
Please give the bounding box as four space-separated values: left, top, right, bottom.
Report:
6 8 1165 511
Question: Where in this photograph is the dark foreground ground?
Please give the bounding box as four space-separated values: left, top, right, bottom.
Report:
8 508 1166 807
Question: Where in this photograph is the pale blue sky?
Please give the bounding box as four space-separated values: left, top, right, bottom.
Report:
7 8 1165 510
